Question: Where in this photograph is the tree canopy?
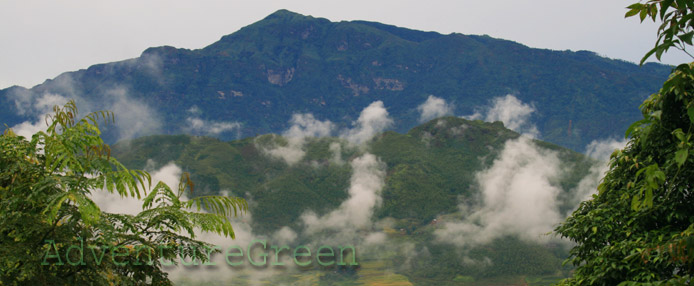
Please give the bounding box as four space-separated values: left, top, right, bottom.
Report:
555 1 694 285
0 100 247 285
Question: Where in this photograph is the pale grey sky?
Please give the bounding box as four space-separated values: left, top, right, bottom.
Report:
0 0 690 89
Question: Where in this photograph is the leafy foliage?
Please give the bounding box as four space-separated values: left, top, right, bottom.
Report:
556 2 694 284
0 101 247 285
555 64 694 286
626 0 694 64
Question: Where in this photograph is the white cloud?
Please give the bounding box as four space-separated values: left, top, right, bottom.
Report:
567 163 608 211
187 106 201 115
283 113 334 139
260 113 334 165
566 138 627 208
259 101 390 166
7 80 163 143
9 93 69 138
363 231 387 246
272 226 298 245
6 75 78 116
11 121 46 139
185 117 241 136
261 137 307 166
435 137 563 246
585 138 627 161
106 87 162 141
184 106 241 137
466 94 539 138
91 161 183 215
137 52 164 83
341 101 393 145
301 153 387 244
417 95 453 123
7 88 35 116
262 101 390 166
33 93 69 115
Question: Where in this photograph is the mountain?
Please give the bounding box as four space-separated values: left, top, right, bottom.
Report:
111 117 596 284
0 9 671 151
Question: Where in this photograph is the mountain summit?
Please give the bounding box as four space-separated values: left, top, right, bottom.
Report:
0 10 671 150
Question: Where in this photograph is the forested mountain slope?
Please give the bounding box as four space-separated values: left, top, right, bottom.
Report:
0 10 671 151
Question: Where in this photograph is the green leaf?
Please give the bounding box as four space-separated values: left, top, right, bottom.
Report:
44 193 70 224
625 118 648 138
656 45 665 60
676 0 687 10
673 128 686 141
640 8 648 22
631 193 641 211
650 110 662 120
625 8 641 18
661 0 675 19
644 188 653 209
635 167 647 180
675 148 688 167
679 31 694 45
626 3 643 9
687 106 694 123
640 47 658 65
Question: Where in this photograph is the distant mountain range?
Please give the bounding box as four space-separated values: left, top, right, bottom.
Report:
1 11 656 283
0 9 672 151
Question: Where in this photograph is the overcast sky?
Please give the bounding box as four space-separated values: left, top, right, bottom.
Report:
1 0 691 89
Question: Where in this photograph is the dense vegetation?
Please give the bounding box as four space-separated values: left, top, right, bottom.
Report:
556 1 694 284
112 116 595 282
113 117 591 231
0 101 247 285
0 9 672 151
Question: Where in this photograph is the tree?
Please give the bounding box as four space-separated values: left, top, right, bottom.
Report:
555 1 694 285
0 101 247 285
626 0 694 65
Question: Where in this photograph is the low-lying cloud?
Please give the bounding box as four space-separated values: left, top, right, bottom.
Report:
9 93 68 138
340 101 393 145
6 77 163 143
585 137 627 161
186 117 241 136
435 137 563 247
434 134 626 250
466 94 539 137
417 95 454 123
184 106 241 137
90 161 183 215
259 100 393 165
301 153 386 242
106 87 162 141
259 113 335 165
566 138 627 208
283 113 335 139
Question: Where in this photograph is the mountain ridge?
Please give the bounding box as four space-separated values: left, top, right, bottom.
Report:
0 9 672 151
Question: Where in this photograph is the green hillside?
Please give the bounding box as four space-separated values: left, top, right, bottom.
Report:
112 116 596 284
